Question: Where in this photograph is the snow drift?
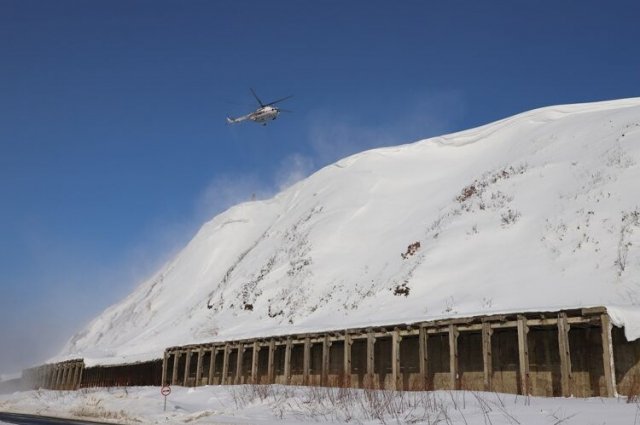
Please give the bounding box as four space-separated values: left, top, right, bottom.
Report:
58 98 640 366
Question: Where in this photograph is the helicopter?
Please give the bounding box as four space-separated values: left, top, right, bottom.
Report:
226 88 293 126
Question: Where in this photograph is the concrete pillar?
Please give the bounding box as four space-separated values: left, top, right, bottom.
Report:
69 365 78 390
600 313 617 397
62 363 71 390
208 347 217 385
51 365 57 389
251 342 260 384
183 350 192 387
235 344 244 385
54 365 63 390
70 365 77 389
66 365 74 390
418 326 428 390
43 366 49 388
558 312 572 397
284 339 292 384
221 344 230 385
195 349 204 386
171 352 180 385
44 365 50 389
48 365 56 389
517 315 530 395
267 339 275 384
161 351 169 385
303 338 311 385
482 322 493 391
77 363 84 389
60 366 69 390
321 335 331 386
391 329 402 391
366 331 375 389
449 324 459 391
344 333 352 387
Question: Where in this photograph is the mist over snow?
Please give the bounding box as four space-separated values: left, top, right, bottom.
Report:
57 98 640 366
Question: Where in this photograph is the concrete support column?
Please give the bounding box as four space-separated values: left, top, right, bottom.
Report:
558 312 572 397
69 362 79 390
44 365 50 389
235 344 245 385
61 366 69 390
221 344 230 385
183 350 192 387
449 324 459 391
70 365 77 390
49 366 55 389
391 329 402 391
344 333 352 387
50 365 57 389
70 365 77 389
600 313 617 397
195 349 204 386
60 366 67 390
251 342 260 384
517 315 530 395
267 339 275 384
321 336 331 386
284 338 292 385
171 352 180 385
161 351 169 386
54 365 63 390
482 322 493 391
208 347 217 385
303 338 311 385
77 363 84 390
69 365 78 390
366 331 375 389
418 326 428 390
42 366 48 388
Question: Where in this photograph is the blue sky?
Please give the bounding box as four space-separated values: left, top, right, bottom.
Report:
1 0 639 375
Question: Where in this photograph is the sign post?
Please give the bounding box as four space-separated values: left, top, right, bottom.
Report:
161 385 171 412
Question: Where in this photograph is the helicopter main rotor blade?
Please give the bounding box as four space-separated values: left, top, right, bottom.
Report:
266 95 293 106
249 88 265 107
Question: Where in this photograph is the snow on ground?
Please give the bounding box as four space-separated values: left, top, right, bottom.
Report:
1 386 639 425
55 98 640 367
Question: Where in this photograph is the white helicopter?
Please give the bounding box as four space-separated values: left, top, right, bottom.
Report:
226 88 293 126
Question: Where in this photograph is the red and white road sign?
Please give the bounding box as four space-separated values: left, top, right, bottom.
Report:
161 385 171 396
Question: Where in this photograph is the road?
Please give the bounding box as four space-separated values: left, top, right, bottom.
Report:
0 412 122 425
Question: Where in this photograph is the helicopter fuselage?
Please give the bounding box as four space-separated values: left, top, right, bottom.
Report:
249 106 279 123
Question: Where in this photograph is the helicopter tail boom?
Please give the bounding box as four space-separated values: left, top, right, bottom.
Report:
226 114 250 124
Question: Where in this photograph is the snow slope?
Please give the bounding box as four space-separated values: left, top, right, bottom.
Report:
59 98 640 366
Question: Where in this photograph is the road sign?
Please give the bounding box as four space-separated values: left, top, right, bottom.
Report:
161 385 171 411
161 385 171 396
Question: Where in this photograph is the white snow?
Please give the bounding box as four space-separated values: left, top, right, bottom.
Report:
55 97 640 367
1 385 639 424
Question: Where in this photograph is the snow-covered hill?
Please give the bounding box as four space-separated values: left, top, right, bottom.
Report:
60 98 640 366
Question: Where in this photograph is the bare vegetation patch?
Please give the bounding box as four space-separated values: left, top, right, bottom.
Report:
392 281 410 297
456 165 527 204
615 209 640 275
401 241 421 260
225 385 568 424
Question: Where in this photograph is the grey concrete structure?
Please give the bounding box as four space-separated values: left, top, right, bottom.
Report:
19 307 640 397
